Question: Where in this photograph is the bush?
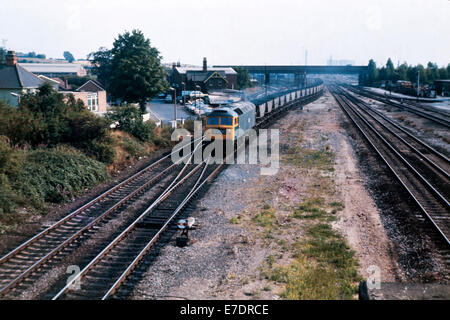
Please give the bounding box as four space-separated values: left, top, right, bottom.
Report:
14 146 107 205
0 85 113 165
106 105 155 142
153 124 175 147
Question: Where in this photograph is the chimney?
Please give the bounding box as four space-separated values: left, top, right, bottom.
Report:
6 51 17 66
177 61 181 67
203 57 207 72
172 62 176 69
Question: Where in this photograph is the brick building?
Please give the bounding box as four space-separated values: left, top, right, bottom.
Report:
64 80 108 114
171 58 237 93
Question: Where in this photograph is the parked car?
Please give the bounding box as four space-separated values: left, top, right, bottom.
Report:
164 95 173 103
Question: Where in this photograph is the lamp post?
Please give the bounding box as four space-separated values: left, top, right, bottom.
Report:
170 87 177 124
181 82 186 106
417 71 420 101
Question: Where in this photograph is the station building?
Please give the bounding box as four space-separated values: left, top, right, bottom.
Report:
171 58 237 93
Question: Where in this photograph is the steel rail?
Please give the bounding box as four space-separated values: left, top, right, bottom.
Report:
334 88 449 207
339 87 450 164
101 157 216 300
0 147 196 295
347 86 450 128
52 140 206 300
330 87 449 245
0 136 203 266
335 87 450 180
101 133 248 299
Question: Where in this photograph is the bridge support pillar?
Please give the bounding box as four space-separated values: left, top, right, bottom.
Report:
294 73 301 87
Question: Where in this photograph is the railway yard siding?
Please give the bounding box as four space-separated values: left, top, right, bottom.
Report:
128 91 404 300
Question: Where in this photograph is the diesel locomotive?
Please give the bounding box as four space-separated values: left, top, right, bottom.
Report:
205 80 324 140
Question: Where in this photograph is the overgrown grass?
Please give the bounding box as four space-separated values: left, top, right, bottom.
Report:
284 145 335 171
252 208 276 228
265 219 360 299
255 127 360 299
0 144 108 231
292 198 328 220
15 146 108 205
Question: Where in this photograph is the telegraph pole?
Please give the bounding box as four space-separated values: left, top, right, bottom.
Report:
417 71 420 101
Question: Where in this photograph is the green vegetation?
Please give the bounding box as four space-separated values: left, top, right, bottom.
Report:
253 126 360 300
263 198 360 300
284 145 335 171
252 207 276 228
61 75 96 90
0 47 5 64
0 140 107 231
89 29 168 112
0 83 174 230
361 58 450 87
63 51 75 63
234 66 252 90
0 83 112 162
106 105 156 142
292 198 328 220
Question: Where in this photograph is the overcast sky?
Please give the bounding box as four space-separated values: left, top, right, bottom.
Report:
1 0 449 67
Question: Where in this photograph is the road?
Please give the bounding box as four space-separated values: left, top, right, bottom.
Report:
147 99 197 123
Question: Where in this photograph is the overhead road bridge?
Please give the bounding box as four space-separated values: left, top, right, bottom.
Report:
214 65 368 85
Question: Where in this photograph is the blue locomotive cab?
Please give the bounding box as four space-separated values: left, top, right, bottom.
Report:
205 102 256 141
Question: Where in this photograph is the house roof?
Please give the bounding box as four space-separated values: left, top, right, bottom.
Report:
20 63 85 74
77 79 105 92
175 66 237 75
0 64 44 89
37 75 60 85
204 71 228 83
186 70 228 83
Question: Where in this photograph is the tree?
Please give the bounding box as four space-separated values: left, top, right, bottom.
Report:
106 105 155 142
63 51 75 63
426 62 439 83
234 67 251 90
367 59 378 86
88 47 112 88
397 63 408 81
386 58 395 81
438 67 448 80
90 30 168 112
0 47 5 64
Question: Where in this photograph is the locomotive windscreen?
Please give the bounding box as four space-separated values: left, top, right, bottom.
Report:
220 117 233 125
207 117 220 125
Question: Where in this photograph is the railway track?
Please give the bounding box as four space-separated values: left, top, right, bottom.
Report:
52 153 223 300
330 85 450 254
0 138 202 298
346 85 450 128
0 86 324 300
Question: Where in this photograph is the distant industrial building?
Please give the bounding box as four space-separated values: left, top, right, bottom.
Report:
327 57 355 66
171 58 237 93
0 51 44 106
20 63 87 77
